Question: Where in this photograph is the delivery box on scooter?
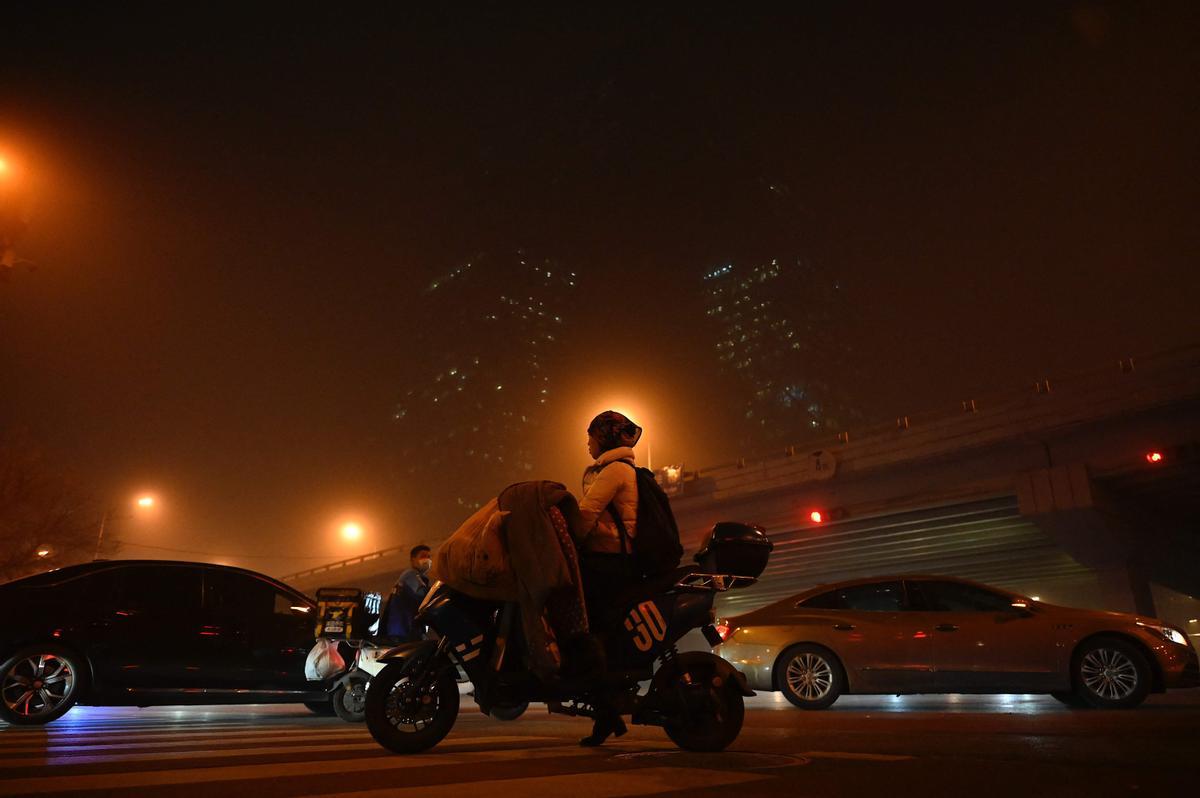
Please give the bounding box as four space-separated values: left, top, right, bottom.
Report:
315 586 366 640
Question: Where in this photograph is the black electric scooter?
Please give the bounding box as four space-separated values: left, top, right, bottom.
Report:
364 521 772 754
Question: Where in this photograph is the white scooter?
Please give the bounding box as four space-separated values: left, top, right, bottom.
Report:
311 587 469 723
309 588 389 723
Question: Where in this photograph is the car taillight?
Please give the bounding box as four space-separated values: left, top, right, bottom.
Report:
715 623 736 642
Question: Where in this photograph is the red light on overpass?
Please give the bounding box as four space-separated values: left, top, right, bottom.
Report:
807 508 846 524
1145 451 1164 464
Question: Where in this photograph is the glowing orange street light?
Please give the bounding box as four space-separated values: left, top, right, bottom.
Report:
340 522 364 542
95 494 163 560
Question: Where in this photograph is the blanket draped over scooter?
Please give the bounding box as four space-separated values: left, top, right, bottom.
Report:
431 480 591 680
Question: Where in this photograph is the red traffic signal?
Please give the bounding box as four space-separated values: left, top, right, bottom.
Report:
1145 451 1164 464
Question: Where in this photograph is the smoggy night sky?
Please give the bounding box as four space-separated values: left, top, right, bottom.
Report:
1 3 1197 574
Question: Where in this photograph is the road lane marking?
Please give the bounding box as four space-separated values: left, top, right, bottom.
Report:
297 766 769 798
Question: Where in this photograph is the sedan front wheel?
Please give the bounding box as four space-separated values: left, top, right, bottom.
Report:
1072 637 1151 709
0 645 86 726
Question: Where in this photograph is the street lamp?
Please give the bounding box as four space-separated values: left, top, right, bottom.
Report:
1 153 31 274
340 521 364 542
95 494 160 560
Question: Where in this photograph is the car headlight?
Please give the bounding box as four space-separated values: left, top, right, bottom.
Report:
1137 621 1188 646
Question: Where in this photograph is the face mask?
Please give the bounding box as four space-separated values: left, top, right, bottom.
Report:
416 558 432 573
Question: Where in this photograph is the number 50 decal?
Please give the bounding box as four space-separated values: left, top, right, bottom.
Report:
625 600 668 652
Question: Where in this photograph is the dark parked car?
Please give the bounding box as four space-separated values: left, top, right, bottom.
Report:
717 575 1199 710
0 560 330 725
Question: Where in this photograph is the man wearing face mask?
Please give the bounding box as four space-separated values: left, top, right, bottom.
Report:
382 545 433 642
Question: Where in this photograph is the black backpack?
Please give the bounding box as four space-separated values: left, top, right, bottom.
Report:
606 461 684 578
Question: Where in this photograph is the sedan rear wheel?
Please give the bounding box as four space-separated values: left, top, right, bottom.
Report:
1073 637 1151 709
0 645 86 726
778 644 844 710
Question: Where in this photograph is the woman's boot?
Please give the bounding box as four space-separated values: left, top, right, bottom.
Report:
579 708 627 747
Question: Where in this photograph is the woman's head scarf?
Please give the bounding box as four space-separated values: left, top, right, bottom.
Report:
587 410 643 453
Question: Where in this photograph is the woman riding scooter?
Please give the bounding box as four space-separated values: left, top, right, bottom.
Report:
575 410 644 746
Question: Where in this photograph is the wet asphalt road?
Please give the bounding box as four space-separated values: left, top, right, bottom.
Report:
1 690 1197 797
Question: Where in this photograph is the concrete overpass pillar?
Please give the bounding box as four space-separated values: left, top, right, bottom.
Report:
1095 563 1157 617
1016 464 1157 616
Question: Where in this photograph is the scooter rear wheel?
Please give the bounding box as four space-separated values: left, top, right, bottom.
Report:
488 701 529 721
332 675 369 723
661 658 745 752
365 659 460 754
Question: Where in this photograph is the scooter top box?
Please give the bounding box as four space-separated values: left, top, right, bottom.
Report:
315 586 366 639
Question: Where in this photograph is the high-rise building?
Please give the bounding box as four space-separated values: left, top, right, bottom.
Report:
389 249 577 532
702 256 858 452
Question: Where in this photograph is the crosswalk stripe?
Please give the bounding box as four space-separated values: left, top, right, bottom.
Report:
0 740 381 767
0 729 364 748
297 765 769 798
801 750 916 762
0 722 316 740
0 712 495 740
0 720 360 739
0 730 372 755
0 741 640 795
0 734 560 768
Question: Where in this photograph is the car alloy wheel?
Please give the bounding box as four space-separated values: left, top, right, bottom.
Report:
1080 648 1139 701
778 644 844 709
1 652 77 724
1072 637 1151 709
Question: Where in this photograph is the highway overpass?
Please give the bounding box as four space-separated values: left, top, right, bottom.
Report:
281 345 1200 632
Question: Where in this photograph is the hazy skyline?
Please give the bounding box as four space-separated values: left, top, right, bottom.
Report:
1 3 1197 574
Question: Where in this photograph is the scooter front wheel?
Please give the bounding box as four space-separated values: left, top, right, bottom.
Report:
365 659 460 754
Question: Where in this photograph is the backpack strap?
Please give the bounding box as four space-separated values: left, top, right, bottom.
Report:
603 460 637 574
608 499 630 557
